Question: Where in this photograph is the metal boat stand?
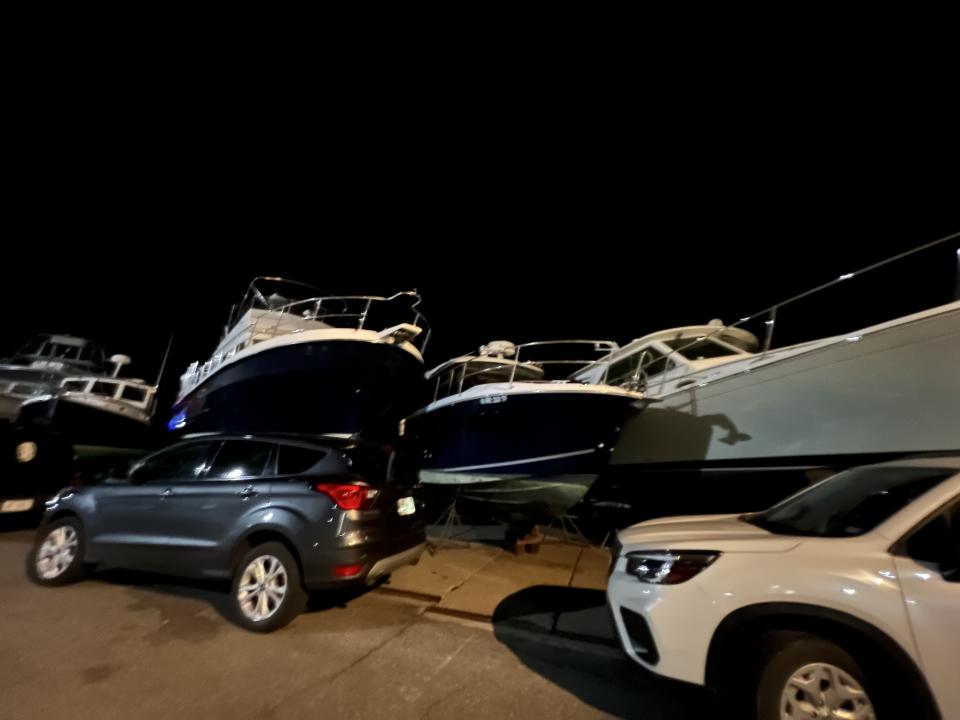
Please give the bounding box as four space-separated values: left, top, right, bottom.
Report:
426 491 471 553
546 514 591 546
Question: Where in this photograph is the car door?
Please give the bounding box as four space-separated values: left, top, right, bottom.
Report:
91 441 217 570
892 497 960 719
147 440 276 577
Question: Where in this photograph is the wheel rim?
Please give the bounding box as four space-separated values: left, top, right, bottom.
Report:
780 662 876 719
237 555 288 622
36 525 79 580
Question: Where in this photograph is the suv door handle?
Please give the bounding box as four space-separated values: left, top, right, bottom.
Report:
159 487 173 498
238 486 258 499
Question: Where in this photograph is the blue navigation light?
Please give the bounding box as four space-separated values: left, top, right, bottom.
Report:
167 411 187 431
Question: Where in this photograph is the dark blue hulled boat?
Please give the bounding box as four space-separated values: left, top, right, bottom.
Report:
169 278 429 439
403 340 644 520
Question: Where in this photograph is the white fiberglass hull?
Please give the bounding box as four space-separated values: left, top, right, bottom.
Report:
613 300 960 468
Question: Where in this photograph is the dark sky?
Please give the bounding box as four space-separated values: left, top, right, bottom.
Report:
4 42 958 414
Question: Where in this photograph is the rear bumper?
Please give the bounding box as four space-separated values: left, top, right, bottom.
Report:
365 542 425 585
300 531 426 590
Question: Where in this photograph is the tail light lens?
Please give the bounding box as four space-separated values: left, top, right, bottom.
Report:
333 564 363 577
313 483 379 510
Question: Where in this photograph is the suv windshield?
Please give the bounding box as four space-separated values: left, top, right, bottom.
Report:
743 465 954 538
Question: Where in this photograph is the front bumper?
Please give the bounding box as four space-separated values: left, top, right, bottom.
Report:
607 563 718 686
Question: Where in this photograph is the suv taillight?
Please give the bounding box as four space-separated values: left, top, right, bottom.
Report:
313 483 379 510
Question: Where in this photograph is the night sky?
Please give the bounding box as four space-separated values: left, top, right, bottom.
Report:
4 45 957 417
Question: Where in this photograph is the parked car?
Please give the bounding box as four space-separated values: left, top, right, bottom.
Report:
1 426 75 517
27 433 427 632
607 457 960 719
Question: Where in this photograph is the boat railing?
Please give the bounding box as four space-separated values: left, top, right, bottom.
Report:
633 232 960 394
509 340 619 384
248 291 430 350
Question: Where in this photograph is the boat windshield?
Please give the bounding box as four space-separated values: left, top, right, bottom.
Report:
662 337 739 361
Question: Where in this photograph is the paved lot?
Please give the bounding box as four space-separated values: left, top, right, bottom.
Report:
0 520 710 719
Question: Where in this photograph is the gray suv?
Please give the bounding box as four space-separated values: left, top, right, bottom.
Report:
27 433 427 632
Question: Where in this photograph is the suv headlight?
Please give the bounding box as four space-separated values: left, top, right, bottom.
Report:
625 550 720 584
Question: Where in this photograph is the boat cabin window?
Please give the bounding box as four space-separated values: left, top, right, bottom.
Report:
62 380 89 392
433 361 539 401
607 347 675 387
42 342 82 360
435 368 457 400
663 338 738 361
91 381 119 398
23 336 47 354
121 385 147 403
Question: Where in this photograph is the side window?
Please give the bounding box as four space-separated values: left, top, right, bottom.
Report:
606 355 638 386
130 443 213 484
91 381 118 398
62 380 88 392
434 368 457 400
206 441 274 480
645 350 676 377
905 502 960 582
277 445 327 475
664 338 737 361
121 385 146 402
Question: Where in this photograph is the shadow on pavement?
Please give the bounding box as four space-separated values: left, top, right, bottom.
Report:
0 510 42 534
89 567 378 630
492 585 712 719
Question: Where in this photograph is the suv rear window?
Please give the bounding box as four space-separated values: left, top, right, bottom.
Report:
276 445 326 475
342 445 391 486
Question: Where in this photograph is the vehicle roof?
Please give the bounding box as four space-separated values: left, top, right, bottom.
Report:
178 432 377 449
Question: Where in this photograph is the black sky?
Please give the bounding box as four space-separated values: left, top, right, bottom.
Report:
3 38 957 415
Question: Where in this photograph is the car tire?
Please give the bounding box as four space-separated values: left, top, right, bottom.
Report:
27 517 87 586
756 632 882 720
231 542 307 633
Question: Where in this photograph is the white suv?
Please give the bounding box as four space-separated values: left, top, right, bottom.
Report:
607 458 960 719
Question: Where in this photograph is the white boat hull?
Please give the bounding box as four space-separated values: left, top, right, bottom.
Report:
613 301 960 467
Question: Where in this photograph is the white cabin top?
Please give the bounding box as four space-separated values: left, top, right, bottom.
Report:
57 375 157 424
573 322 759 389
